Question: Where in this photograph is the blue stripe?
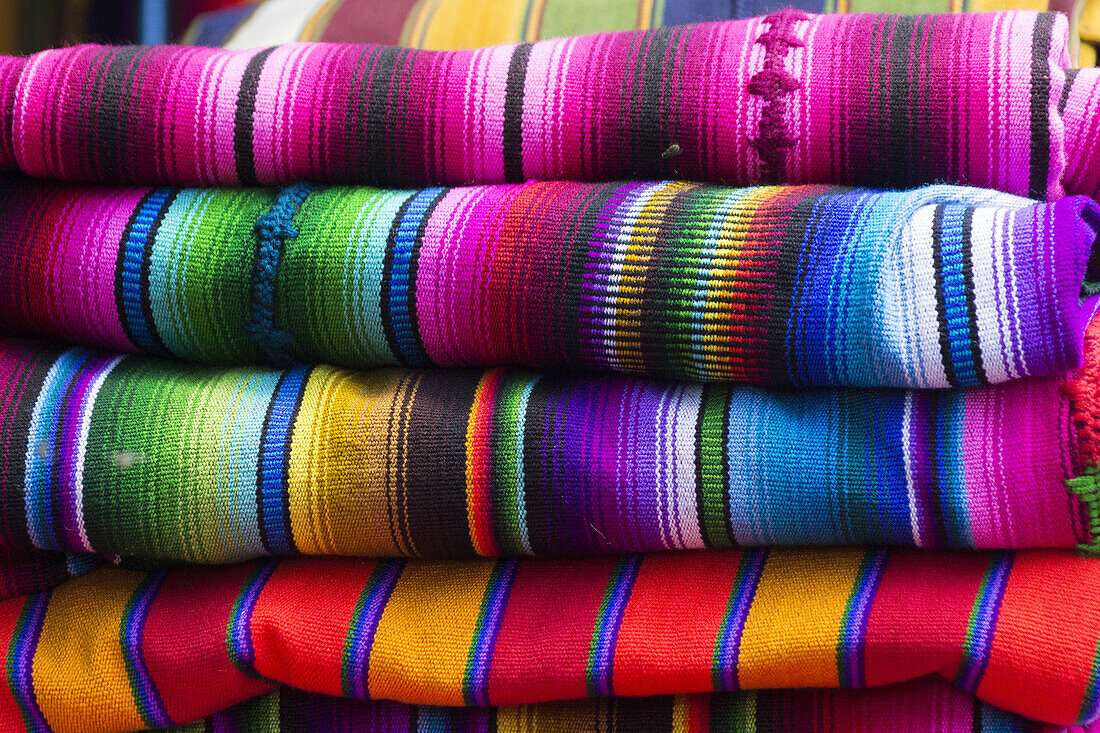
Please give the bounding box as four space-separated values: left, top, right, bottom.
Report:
385 188 443 365
119 188 174 356
257 366 311 554
228 560 279 675
24 349 93 551
938 205 981 386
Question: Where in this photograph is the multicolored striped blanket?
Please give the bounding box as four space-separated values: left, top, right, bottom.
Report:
167 678 1099 733
0 334 1092 561
0 11 1075 198
1 548 1097 730
2 179 1097 388
197 0 1080 52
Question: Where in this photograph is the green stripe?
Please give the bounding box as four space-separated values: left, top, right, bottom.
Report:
697 384 733 548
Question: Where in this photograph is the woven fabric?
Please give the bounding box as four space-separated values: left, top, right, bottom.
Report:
2 180 1097 388
167 679 1100 733
0 56 22 171
205 0 1069 49
1065 68 1100 202
0 334 1091 561
1 11 1072 197
0 548 1097 730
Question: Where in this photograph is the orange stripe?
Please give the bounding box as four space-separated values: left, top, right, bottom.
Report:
465 368 505 555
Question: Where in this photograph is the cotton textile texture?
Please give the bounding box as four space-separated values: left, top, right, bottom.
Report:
164 679 1100 733
1065 67 1100 203
0 11 1073 199
0 334 1093 562
1 549 1098 730
2 180 1098 389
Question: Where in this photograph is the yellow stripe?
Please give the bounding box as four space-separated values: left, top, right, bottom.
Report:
286 366 414 557
368 560 496 704
300 0 346 41
416 0 534 49
671 695 690 732
402 0 442 48
736 548 866 689
614 182 686 373
34 569 146 731
525 0 548 41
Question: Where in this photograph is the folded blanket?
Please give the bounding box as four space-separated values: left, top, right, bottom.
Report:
1064 67 1100 204
203 0 1082 52
169 678 1099 733
1 549 1097 730
2 180 1097 388
0 334 1092 561
0 11 1072 198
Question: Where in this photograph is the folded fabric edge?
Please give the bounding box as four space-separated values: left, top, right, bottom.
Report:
161 677 1100 733
1066 307 1100 555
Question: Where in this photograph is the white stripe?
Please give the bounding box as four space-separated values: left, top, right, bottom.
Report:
902 392 923 547
224 0 331 49
70 355 125 553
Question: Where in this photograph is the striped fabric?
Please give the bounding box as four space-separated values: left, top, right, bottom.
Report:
0 11 1073 199
206 0 1070 49
0 335 1091 561
2 180 1097 388
1065 68 1100 203
0 549 1097 730
168 679 1100 733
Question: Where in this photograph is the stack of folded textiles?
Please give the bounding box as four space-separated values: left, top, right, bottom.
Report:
0 3 1098 732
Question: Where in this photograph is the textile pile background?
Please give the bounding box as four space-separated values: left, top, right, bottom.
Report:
0 1 1098 732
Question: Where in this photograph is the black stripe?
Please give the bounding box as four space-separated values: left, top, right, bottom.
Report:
385 373 420 555
379 193 419 364
348 46 376 183
613 695 675 732
1029 13 1055 199
959 207 987 385
503 43 533 183
930 204 959 387
138 191 178 357
93 47 146 183
0 343 62 551
233 47 277 186
693 384 735 548
403 370 480 558
927 396 950 548
359 47 405 185
1060 68 1080 115
625 27 675 178
884 16 918 189
764 191 830 387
